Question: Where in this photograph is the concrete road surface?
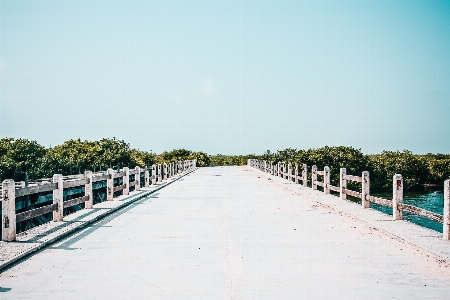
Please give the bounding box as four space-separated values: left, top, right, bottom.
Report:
1 166 450 299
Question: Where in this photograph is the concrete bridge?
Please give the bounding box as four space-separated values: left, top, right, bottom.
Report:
1 164 450 298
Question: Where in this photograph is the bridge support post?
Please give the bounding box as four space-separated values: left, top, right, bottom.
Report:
135 167 141 191
302 164 307 187
277 162 281 177
288 163 292 182
324 166 330 194
295 163 298 183
123 167 129 195
443 180 450 240
362 171 370 208
2 179 16 242
53 174 64 221
107 168 114 200
152 165 157 185
85 171 93 209
312 165 317 190
157 164 162 182
144 167 149 188
393 174 403 220
340 168 347 200
163 164 167 181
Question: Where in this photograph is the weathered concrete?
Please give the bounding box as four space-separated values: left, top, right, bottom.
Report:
84 171 93 209
1 166 450 299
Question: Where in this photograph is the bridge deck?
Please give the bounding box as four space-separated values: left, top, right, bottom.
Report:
1 166 450 299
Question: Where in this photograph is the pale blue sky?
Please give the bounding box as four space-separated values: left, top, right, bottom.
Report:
1 1 449 155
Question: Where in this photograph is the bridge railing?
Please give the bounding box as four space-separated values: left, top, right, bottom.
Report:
248 159 450 241
1 159 197 242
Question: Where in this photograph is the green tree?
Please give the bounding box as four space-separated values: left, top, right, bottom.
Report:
369 150 428 191
0 138 47 180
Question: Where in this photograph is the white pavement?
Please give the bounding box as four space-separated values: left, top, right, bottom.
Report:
1 166 450 299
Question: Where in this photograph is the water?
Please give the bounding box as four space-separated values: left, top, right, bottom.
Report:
371 187 444 233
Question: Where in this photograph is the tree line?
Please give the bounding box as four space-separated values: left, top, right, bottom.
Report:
0 138 208 181
1 138 449 192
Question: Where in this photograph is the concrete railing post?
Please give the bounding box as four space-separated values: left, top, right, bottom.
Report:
362 171 370 208
157 164 162 182
302 164 307 187
324 166 330 194
107 168 114 200
277 162 281 177
295 163 299 184
53 174 64 222
123 167 129 195
312 165 317 190
288 163 292 182
164 164 168 180
393 174 403 220
135 166 141 191
152 164 157 185
144 167 149 188
2 179 16 242
340 168 347 200
85 171 93 209
443 180 450 240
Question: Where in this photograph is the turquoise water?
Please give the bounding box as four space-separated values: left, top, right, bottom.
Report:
371 188 444 233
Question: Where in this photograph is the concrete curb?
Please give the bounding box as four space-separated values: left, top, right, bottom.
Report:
0 168 198 273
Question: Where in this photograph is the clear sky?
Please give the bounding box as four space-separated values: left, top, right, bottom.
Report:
1 0 449 155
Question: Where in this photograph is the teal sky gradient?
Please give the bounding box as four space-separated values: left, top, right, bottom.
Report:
1 1 449 154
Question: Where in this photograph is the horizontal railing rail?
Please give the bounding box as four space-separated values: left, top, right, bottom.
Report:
248 159 450 241
15 203 58 223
